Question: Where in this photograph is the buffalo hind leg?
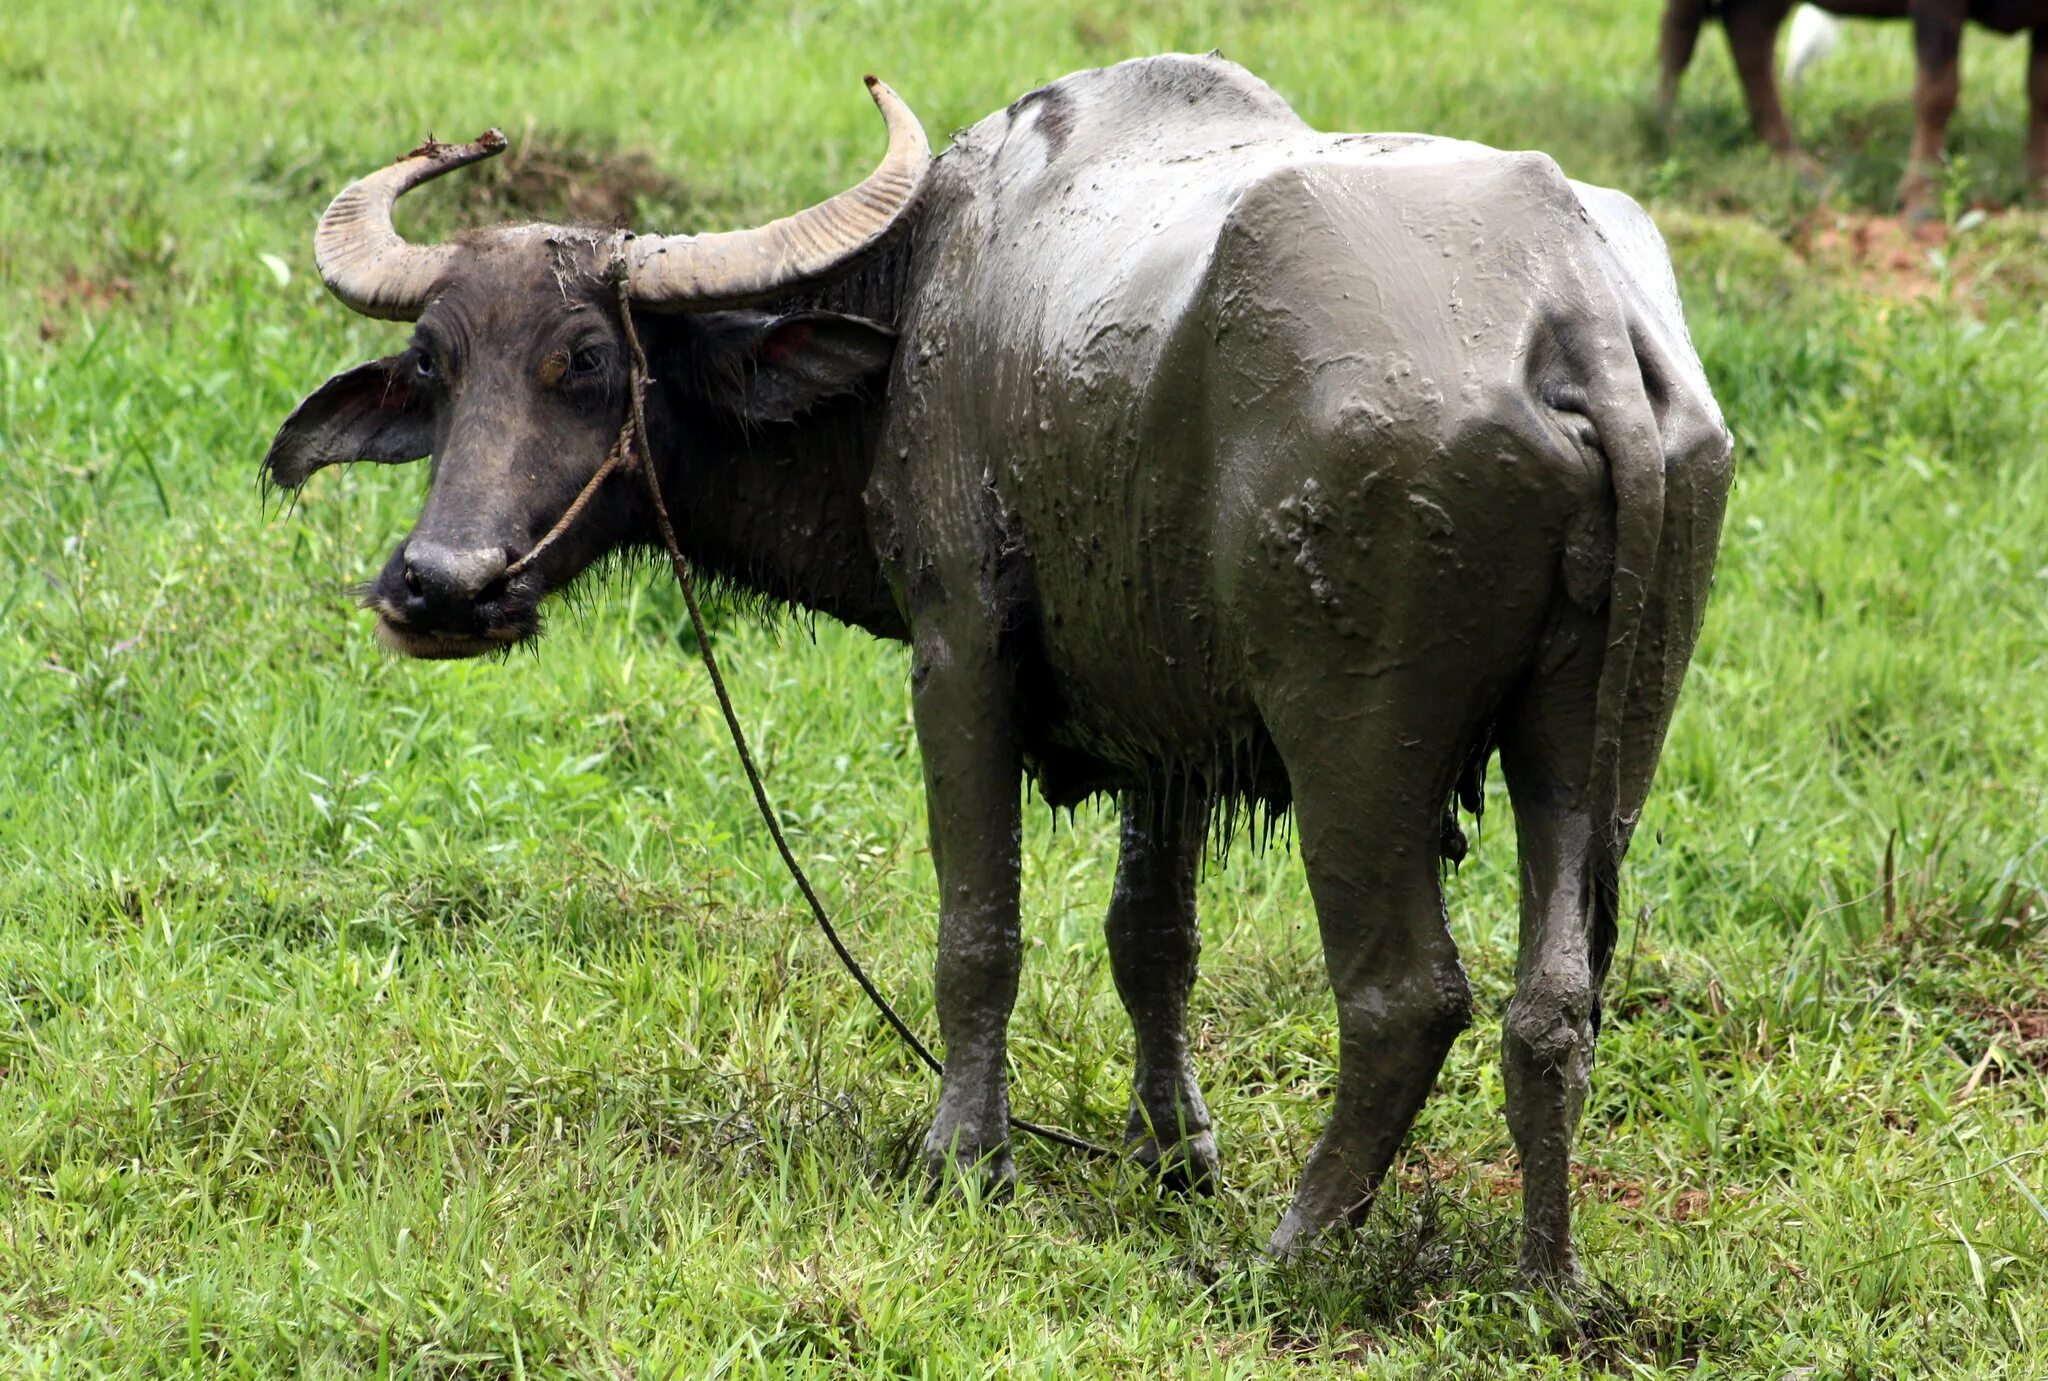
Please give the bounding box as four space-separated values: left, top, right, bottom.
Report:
1263 694 1476 1256
1497 628 1618 1285
913 624 1024 1192
1108 789 1219 1190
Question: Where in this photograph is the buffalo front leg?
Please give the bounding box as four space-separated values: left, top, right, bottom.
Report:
1107 790 1219 1190
1901 3 1965 216
913 627 1024 1192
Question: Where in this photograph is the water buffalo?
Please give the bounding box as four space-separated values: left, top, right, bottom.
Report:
263 55 1731 1279
1659 1 2048 211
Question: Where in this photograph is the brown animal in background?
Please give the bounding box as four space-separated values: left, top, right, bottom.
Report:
1659 1 2048 211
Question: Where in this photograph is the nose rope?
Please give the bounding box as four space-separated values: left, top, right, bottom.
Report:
578 260 1110 1163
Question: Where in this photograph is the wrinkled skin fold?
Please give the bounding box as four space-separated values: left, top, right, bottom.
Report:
264 54 1733 1281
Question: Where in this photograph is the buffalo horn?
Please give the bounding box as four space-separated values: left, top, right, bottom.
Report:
623 76 929 311
313 129 508 321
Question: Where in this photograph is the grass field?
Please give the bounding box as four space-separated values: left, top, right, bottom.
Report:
5 1 2048 1374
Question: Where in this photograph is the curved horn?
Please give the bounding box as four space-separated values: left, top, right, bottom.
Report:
624 77 929 311
314 130 508 321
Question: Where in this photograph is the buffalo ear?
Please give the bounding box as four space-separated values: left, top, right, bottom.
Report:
714 311 897 423
263 355 434 490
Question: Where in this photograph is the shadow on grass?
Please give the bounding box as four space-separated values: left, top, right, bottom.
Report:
1220 1180 1727 1371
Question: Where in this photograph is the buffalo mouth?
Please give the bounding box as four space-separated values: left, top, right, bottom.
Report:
363 579 543 660
373 614 528 660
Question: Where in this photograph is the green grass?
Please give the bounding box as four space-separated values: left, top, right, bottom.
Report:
5 0 2048 1374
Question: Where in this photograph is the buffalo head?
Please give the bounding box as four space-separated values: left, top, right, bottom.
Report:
264 80 927 658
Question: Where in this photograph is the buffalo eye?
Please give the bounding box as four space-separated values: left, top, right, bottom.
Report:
567 345 607 377
412 352 439 384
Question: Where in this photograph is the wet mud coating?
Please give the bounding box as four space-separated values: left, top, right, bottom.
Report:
263 54 1733 1280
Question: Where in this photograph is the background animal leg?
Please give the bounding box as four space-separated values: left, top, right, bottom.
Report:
1106 788 1218 1190
1262 703 1475 1257
2028 28 2048 196
1901 4 1964 215
1725 1 1804 156
913 627 1024 1192
1658 0 1711 117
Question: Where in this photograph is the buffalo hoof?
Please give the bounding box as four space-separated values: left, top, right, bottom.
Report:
1264 1201 1341 1260
1126 1121 1221 1195
921 1135 1016 1203
1517 1250 1587 1295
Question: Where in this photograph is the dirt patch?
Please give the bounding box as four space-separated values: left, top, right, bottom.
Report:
1267 1327 1380 1366
1789 211 1950 299
37 267 135 342
1780 207 2048 306
447 128 696 228
1463 1157 1737 1222
1966 1002 2048 1082
1069 13 1130 49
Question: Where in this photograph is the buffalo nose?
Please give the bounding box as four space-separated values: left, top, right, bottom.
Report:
401 540 510 615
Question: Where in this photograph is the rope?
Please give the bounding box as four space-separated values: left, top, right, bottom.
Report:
594 263 1112 1161
501 420 632 582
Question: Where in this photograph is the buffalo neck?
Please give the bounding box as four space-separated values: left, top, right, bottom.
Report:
633 242 917 642
638 324 908 642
